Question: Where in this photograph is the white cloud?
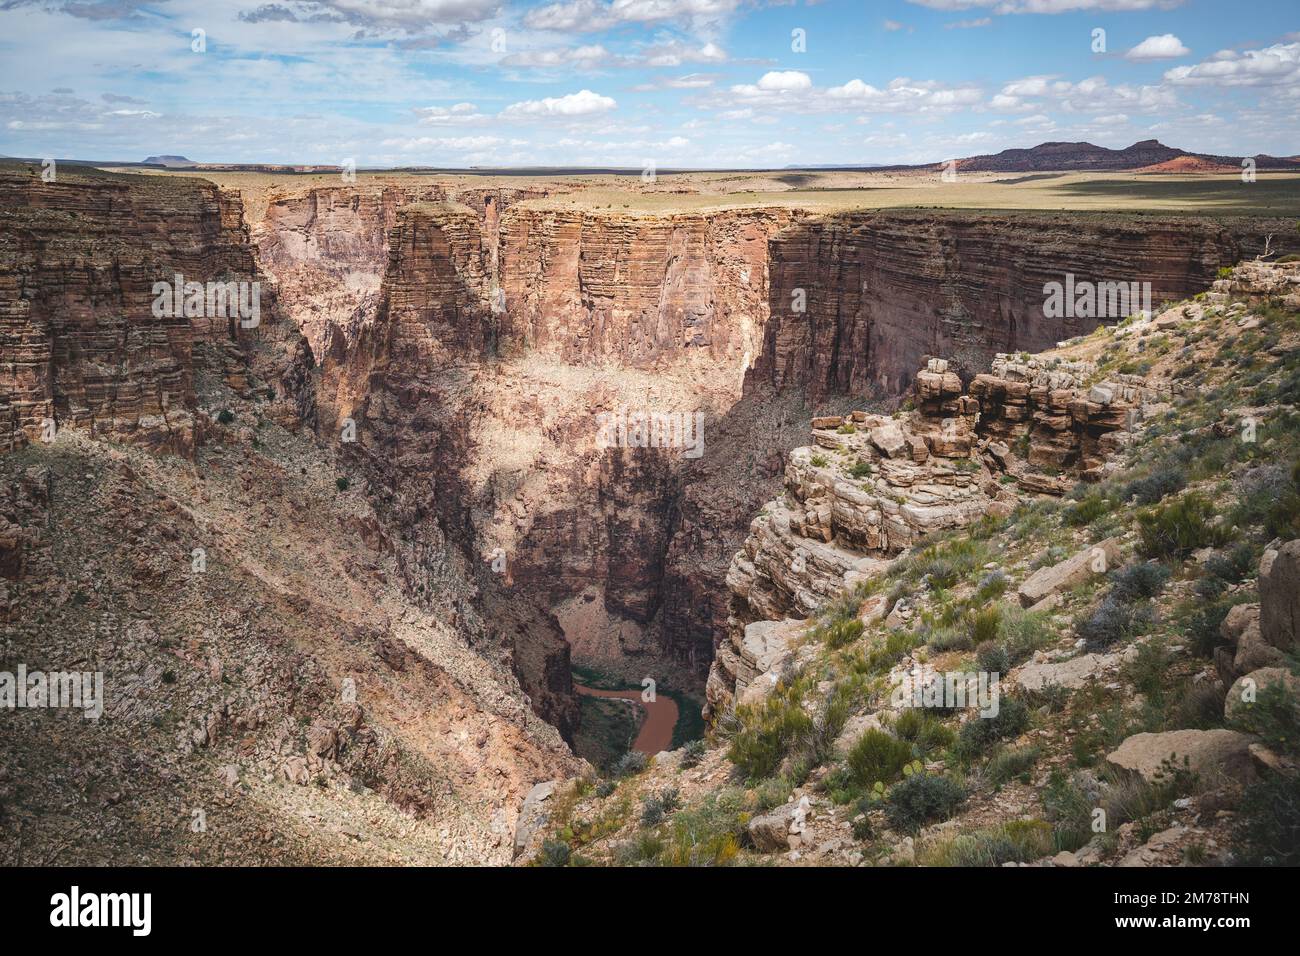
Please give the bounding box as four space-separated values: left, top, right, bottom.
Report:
414 102 488 125
1126 34 1189 60
523 0 740 33
945 17 991 28
989 74 1176 113
755 70 812 92
1164 42 1300 88
500 88 617 118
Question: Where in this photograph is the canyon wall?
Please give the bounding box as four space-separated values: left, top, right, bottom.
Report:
0 164 313 456
309 198 800 701
751 211 1293 400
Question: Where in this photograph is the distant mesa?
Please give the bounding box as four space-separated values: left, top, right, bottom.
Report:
143 155 196 167
953 139 1300 174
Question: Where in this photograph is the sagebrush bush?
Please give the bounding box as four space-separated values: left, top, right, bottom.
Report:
680 738 707 768
975 641 1011 677
885 773 966 834
726 685 813 781
892 708 955 755
1042 769 1093 852
538 839 572 867
846 729 914 788
613 750 648 778
1123 467 1186 506
954 697 1031 762
985 745 1040 787
822 617 864 650
1137 493 1227 559
1109 562 1171 602
1076 593 1154 651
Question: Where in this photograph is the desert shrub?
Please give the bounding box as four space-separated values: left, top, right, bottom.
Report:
1042 769 1094 852
921 819 1052 866
892 709 955 755
1186 595 1248 658
1103 759 1194 828
641 788 681 826
822 617 864 650
657 791 745 866
953 697 1031 762
998 607 1055 665
974 570 1009 602
336 477 350 492
1109 562 1171 603
975 641 1011 677
885 774 966 834
1205 542 1259 584
217 408 235 425
726 686 814 782
848 459 873 479
922 558 960 590
594 779 618 798
846 729 915 789
985 745 1041 787
851 812 874 841
927 625 970 652
680 739 707 769
613 750 648 778
1137 493 1227 559
1193 575 1227 601
1167 683 1227 731
1065 491 1111 527
1123 467 1186 506
1076 593 1154 651
1228 682 1300 755
967 605 1002 647
1236 773 1300 866
837 423 857 434
810 454 828 468
538 839 572 867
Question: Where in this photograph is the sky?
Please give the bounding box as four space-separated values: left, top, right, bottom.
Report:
0 0 1296 168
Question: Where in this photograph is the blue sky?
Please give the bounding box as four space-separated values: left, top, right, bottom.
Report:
0 0 1296 167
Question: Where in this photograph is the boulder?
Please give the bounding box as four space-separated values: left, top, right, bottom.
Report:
1017 538 1122 608
747 796 813 853
513 780 558 860
870 422 908 459
1106 729 1258 785
1259 540 1300 653
1218 602 1285 680
1012 652 1110 692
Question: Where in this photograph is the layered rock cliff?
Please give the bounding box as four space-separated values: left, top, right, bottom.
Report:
0 163 313 457
751 211 1292 399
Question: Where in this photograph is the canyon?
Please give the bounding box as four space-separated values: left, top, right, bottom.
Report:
1 158 1297 864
